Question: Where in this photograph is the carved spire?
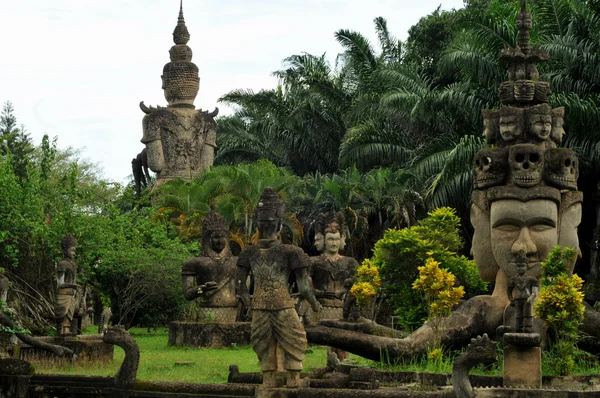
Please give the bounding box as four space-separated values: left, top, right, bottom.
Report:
161 0 199 107
173 0 190 45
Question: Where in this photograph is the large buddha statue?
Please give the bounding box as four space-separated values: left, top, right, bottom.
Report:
54 233 82 336
182 208 238 323
140 2 218 187
309 212 358 323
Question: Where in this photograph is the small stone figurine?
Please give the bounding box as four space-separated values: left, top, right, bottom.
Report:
507 250 539 333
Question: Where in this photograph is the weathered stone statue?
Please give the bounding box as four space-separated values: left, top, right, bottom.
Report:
140 2 218 187
237 188 321 389
55 233 81 336
182 208 238 323
309 212 358 323
0 269 8 303
507 251 539 333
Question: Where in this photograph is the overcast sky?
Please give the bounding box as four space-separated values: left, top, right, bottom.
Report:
1 0 465 183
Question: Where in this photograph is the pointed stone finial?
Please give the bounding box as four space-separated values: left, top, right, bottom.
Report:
516 0 532 55
173 0 190 45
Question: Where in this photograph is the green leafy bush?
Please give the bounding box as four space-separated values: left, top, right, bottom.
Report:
371 207 486 330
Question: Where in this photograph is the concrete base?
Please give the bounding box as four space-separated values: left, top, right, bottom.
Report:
503 344 542 388
14 334 113 364
255 387 299 398
168 321 251 347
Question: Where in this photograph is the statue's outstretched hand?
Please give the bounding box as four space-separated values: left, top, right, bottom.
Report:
311 301 322 313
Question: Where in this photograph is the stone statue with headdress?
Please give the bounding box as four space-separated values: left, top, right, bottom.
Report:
308 212 358 323
182 207 238 323
236 187 321 389
55 233 81 336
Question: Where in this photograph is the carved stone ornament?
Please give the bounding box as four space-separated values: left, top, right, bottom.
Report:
526 104 553 142
481 109 499 145
499 106 525 145
543 148 578 190
473 147 508 189
509 144 544 188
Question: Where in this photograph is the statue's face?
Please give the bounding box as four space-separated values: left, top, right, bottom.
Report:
499 116 522 141
324 232 342 255
551 117 565 142
210 231 227 253
67 247 76 259
257 219 280 238
470 203 499 282
490 199 558 280
482 119 495 142
314 232 325 252
529 114 552 141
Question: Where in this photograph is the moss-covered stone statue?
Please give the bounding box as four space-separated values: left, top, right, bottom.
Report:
140 2 218 187
54 233 81 336
182 207 238 322
237 188 321 389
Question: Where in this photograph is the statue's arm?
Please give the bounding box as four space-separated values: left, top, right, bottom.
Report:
182 274 200 301
145 140 165 173
506 281 514 305
236 252 251 307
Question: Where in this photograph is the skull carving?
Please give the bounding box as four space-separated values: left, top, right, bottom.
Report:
473 148 508 189
544 149 578 190
509 144 543 188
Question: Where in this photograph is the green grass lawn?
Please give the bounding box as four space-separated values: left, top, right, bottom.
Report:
34 327 328 383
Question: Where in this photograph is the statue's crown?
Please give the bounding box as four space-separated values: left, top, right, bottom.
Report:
203 206 228 234
256 188 285 221
161 1 199 107
474 0 578 200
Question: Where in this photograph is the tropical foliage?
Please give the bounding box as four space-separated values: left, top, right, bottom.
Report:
365 207 486 330
535 246 585 375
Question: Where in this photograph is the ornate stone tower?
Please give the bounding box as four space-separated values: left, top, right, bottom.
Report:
140 1 218 186
471 0 581 387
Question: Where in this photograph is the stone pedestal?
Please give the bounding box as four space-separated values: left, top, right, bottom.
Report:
15 335 113 364
503 333 542 388
168 321 251 347
255 387 299 398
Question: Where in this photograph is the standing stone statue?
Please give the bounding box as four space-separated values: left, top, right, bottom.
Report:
55 233 81 336
182 208 238 323
507 251 539 333
140 2 218 187
237 188 321 389
309 212 358 323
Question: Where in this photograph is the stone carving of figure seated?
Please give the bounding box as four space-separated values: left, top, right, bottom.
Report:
182 208 238 323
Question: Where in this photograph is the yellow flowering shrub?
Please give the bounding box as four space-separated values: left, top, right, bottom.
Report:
350 259 382 309
413 257 465 319
534 246 584 376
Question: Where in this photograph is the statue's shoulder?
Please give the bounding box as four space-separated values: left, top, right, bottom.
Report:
141 106 178 143
237 247 258 267
57 259 75 271
342 256 359 268
182 256 212 274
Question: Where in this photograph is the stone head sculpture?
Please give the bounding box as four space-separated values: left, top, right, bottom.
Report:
473 147 508 190
201 207 230 258
482 109 499 145
526 104 553 142
508 144 544 188
544 148 578 191
61 233 77 260
499 106 525 144
256 188 285 238
315 212 346 256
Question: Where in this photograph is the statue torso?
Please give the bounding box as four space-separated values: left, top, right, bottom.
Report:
239 240 308 310
182 255 238 307
311 255 358 307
